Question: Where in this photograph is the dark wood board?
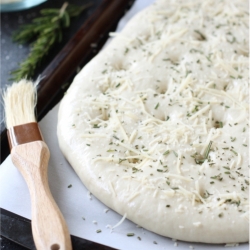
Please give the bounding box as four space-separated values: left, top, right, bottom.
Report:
1 208 116 250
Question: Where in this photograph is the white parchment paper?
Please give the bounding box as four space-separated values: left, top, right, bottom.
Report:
0 1 248 249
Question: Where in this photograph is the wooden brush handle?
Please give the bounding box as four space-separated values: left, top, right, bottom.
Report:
11 141 72 250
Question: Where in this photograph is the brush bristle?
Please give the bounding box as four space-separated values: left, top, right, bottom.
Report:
3 80 37 128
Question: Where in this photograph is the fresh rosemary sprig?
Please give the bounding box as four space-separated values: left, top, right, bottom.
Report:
11 2 91 81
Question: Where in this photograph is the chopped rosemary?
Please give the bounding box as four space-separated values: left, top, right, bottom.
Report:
190 48 203 54
119 158 126 164
113 135 119 140
193 141 213 165
127 233 135 237
203 190 212 199
230 137 236 142
230 149 238 156
173 151 178 157
211 173 223 181
206 55 212 62
163 150 170 156
155 103 160 109
132 167 138 173
192 105 199 113
96 229 102 233
68 184 72 188
227 200 241 206
214 121 223 128
194 30 206 40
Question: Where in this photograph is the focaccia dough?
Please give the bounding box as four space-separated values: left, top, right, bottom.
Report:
57 0 249 243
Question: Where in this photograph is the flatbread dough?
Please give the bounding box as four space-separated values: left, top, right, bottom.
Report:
57 0 249 243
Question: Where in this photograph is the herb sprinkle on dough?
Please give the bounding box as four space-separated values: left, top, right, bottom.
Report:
58 0 249 243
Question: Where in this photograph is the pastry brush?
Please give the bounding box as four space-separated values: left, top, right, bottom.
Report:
3 80 72 250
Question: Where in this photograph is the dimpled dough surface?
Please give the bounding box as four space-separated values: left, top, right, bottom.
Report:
57 0 249 243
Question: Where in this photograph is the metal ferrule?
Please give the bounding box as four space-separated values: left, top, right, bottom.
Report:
7 122 43 150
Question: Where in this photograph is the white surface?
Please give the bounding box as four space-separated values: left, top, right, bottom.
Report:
0 1 248 249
